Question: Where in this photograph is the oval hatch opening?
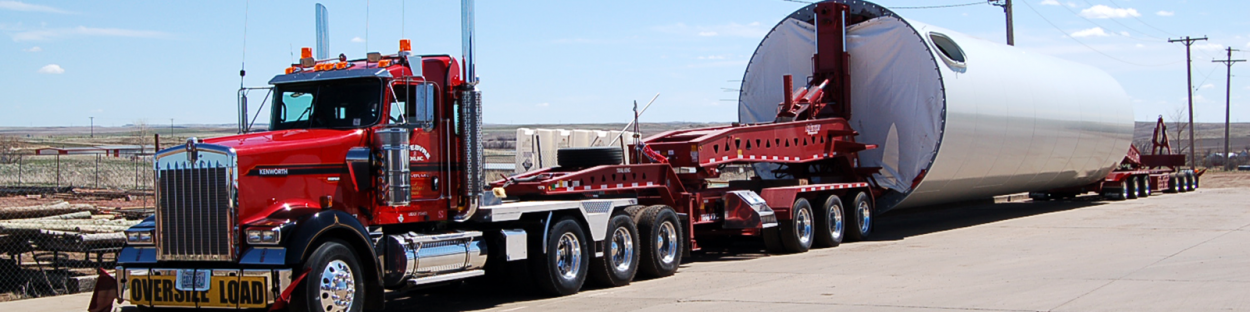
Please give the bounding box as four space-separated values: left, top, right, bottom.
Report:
928 32 966 64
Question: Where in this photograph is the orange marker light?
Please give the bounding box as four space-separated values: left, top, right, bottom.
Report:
378 60 391 68
399 39 411 52
335 62 348 70
300 47 313 59
285 66 297 74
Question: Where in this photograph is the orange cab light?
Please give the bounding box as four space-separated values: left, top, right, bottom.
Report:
285 66 297 74
336 62 348 70
378 59 391 67
399 39 411 52
300 47 313 59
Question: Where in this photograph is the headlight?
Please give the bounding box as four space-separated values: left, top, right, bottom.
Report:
125 230 154 245
245 228 281 245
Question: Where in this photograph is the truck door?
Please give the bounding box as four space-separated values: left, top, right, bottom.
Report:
391 82 445 206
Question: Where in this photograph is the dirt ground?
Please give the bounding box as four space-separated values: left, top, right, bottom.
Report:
1195 171 1250 189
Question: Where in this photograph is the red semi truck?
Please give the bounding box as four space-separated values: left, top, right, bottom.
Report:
112 1 1197 311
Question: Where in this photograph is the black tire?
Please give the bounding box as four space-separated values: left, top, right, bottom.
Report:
844 192 874 242
1193 171 1200 189
532 217 590 296
1167 174 1179 193
636 205 683 278
773 198 814 253
1185 171 1196 191
1137 175 1150 197
1177 174 1189 193
1125 177 1138 199
290 240 364 312
589 214 640 287
557 147 623 168
814 195 845 248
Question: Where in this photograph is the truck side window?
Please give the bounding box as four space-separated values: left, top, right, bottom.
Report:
396 82 436 130
278 92 313 123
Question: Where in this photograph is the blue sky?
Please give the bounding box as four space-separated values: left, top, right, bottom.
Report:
2 0 1248 127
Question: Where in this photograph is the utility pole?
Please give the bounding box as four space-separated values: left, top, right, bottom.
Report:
170 118 175 139
89 117 94 138
1168 36 1208 168
1213 47 1244 171
990 0 1014 45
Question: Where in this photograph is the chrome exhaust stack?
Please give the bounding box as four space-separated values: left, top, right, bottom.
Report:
456 0 488 221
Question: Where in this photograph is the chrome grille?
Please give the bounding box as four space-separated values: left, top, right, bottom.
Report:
156 161 234 261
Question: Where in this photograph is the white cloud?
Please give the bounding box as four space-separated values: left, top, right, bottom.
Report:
24 46 40 52
1039 0 1060 5
653 22 767 38
1119 31 1131 36
1071 27 1110 38
1200 83 1215 89
1135 43 1145 48
697 55 728 60
1156 11 1174 17
350 37 364 43
1066 2 1079 8
37 64 63 74
0 1 71 14
12 26 171 41
1193 43 1223 51
536 103 549 108
1080 5 1140 19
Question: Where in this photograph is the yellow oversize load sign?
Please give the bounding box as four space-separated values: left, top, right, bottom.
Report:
128 274 268 308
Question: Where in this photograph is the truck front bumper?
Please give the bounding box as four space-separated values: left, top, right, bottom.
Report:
116 266 294 309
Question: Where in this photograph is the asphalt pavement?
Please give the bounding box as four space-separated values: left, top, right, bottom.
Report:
10 187 1248 311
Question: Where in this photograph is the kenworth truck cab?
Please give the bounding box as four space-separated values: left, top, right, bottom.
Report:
113 1 666 310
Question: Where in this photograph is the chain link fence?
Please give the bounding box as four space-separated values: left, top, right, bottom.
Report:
0 154 153 301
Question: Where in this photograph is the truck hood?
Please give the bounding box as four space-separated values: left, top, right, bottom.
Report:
202 128 369 157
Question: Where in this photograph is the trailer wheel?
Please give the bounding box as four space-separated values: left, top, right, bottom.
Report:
844 192 874 242
1167 174 1179 193
771 198 814 253
590 214 640 287
1137 175 1150 197
291 240 364 312
557 147 623 168
1177 174 1189 193
636 205 683 278
814 195 845 248
1185 171 1196 191
532 217 590 296
1125 177 1138 199
1192 171 1200 189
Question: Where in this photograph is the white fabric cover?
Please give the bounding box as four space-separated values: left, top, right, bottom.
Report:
739 17 942 194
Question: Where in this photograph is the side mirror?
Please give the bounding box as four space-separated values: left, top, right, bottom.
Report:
414 83 436 131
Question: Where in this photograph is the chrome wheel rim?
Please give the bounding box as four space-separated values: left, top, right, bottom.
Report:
795 206 813 246
319 260 355 312
657 221 678 264
829 203 844 241
609 226 634 272
556 232 582 280
857 200 871 234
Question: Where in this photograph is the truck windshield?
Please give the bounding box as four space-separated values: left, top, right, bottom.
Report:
270 79 383 131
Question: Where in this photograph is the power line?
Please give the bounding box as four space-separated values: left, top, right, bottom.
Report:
1106 0 1177 38
1019 0 1180 67
890 1 987 10
1070 0 1165 42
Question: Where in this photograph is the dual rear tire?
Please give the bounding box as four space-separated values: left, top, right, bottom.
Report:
765 191 872 253
534 205 683 296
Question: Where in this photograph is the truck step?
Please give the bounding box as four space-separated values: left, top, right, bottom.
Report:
408 270 486 286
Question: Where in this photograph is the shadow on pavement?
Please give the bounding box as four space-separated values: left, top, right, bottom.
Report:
122 196 1109 312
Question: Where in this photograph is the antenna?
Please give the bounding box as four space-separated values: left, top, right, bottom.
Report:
315 3 329 59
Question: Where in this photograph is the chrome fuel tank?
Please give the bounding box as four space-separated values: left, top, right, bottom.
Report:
739 1 1134 211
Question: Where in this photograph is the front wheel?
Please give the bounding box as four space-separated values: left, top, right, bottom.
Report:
589 214 640 287
844 192 874 242
532 217 590 296
291 240 364 312
636 205 683 278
